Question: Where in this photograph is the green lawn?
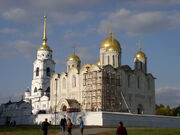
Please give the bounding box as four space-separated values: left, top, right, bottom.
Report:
97 127 180 135
0 125 59 135
0 126 180 135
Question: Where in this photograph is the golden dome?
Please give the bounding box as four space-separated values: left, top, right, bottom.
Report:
106 45 119 52
68 47 80 62
68 54 80 62
100 33 121 51
39 43 51 51
134 49 146 59
96 60 100 66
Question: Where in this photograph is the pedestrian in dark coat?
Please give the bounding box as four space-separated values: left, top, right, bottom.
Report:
60 115 67 135
41 118 50 135
116 121 127 135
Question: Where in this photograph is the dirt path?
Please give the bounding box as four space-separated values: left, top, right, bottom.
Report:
54 127 115 135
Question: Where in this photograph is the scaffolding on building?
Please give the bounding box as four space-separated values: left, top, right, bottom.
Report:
82 69 131 112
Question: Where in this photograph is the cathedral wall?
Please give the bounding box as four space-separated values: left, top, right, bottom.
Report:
119 69 155 114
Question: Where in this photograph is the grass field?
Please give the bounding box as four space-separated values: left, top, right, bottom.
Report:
0 126 180 135
97 127 180 135
0 125 59 135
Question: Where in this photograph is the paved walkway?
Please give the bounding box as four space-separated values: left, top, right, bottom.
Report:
55 127 115 135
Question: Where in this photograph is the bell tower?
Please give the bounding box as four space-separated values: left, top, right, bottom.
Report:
30 14 55 114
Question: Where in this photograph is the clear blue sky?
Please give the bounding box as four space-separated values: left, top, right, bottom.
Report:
0 0 180 107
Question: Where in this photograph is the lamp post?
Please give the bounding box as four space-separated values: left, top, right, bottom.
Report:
55 78 58 125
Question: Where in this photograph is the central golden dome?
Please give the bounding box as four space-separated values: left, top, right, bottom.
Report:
100 33 121 51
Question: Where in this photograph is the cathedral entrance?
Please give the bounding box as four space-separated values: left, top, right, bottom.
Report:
62 105 67 112
56 98 80 113
137 104 144 114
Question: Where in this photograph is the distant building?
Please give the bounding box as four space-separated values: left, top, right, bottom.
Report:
0 99 32 125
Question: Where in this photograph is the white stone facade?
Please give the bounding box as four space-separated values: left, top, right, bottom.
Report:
50 34 155 115
24 48 55 114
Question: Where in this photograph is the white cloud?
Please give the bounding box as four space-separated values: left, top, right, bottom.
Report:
98 9 180 36
2 8 26 21
13 40 37 59
64 25 96 39
50 11 93 25
0 42 17 60
77 46 98 65
0 27 20 34
156 87 180 107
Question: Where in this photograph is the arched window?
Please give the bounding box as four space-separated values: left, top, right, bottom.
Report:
137 104 144 114
46 67 50 76
46 87 50 93
63 77 66 89
34 87 37 93
113 55 115 66
36 67 39 76
72 75 76 88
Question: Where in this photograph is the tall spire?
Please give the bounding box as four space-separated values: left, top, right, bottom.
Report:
42 13 47 45
72 45 76 55
38 13 51 51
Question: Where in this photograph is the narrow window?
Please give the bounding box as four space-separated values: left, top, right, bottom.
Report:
102 54 104 64
34 87 37 93
63 77 66 89
137 76 140 89
108 56 110 64
140 62 143 69
128 75 130 88
46 67 50 76
36 67 39 76
113 55 115 66
72 75 76 88
148 78 150 90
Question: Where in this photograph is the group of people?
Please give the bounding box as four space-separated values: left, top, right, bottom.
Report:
41 116 127 135
41 115 84 135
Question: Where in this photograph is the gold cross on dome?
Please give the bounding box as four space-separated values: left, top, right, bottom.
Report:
136 40 142 50
72 45 76 54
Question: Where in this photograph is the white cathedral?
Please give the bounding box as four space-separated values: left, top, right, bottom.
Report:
24 15 155 115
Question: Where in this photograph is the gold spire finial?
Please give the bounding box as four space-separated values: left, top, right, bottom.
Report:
136 40 142 51
109 23 113 36
42 13 47 45
72 45 76 55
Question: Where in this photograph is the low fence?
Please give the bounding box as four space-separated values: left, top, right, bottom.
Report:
1 112 180 129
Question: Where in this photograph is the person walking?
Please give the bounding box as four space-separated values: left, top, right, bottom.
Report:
116 121 127 135
60 115 67 135
79 117 84 135
67 118 73 135
41 118 50 135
